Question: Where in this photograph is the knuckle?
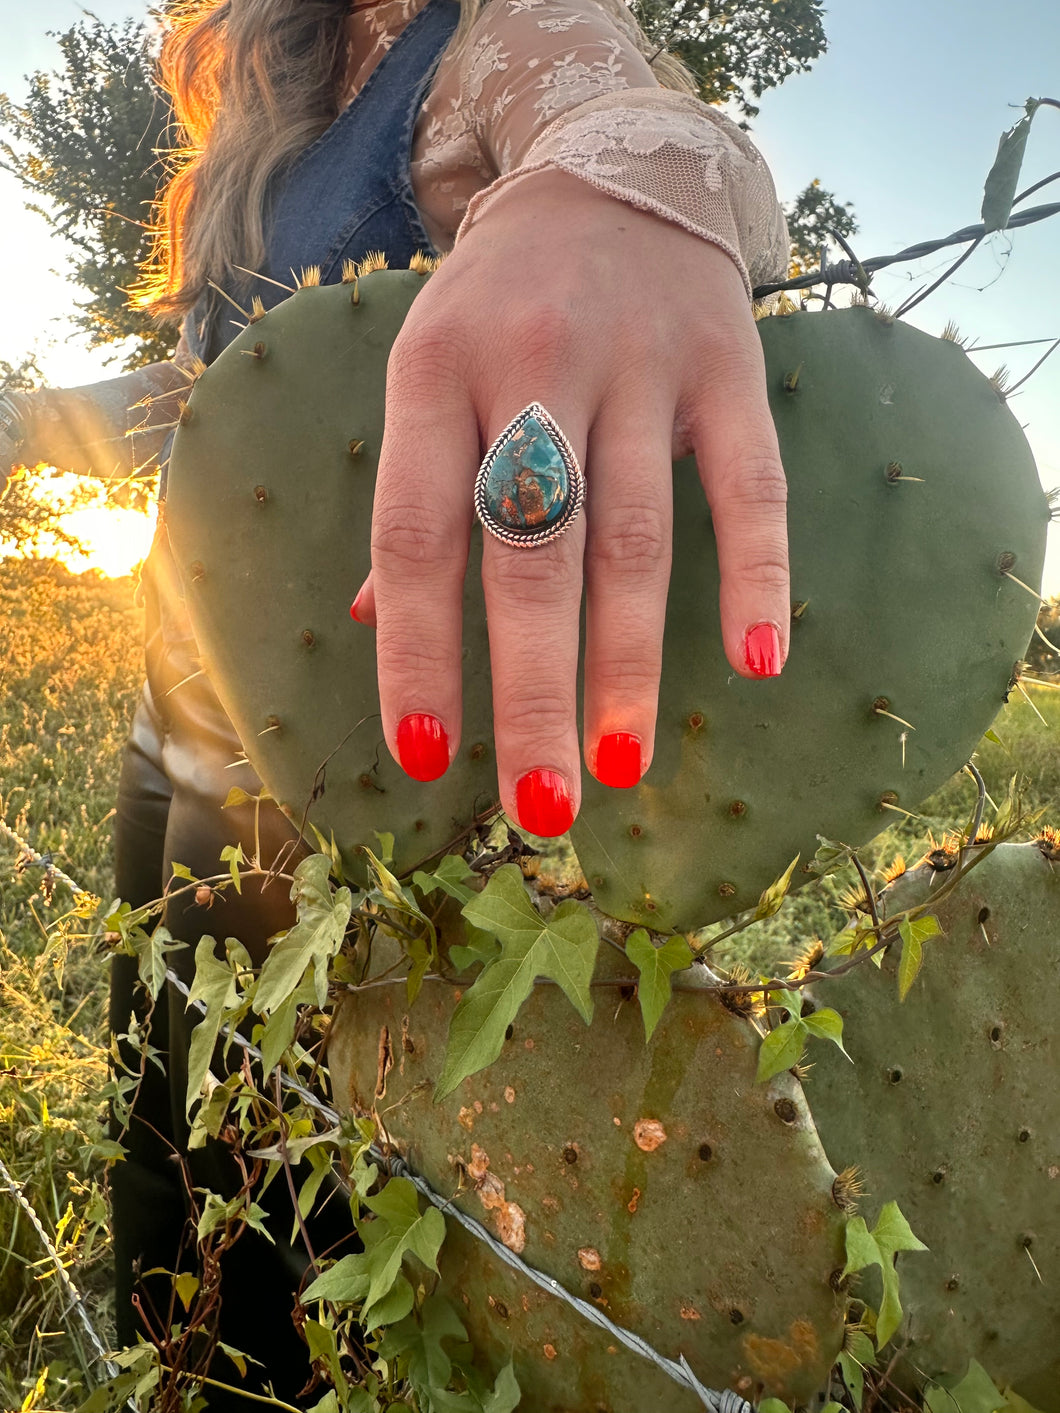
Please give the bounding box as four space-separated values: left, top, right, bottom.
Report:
498 304 576 377
387 321 471 397
372 512 462 575
494 686 573 744
487 544 582 600
587 654 661 703
587 504 671 579
374 635 450 683
725 545 790 597
713 453 788 511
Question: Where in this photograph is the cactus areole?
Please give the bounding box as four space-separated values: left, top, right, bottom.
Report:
167 271 1048 930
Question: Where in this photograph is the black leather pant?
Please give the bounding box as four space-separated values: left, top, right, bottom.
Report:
108 540 355 1407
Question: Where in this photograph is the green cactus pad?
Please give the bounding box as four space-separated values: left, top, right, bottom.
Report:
167 275 1048 926
805 839 1060 1406
327 896 847 1407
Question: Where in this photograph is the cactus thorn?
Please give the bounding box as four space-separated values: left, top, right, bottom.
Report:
783 364 803 392
206 279 252 320
1014 677 1049 725
1023 1241 1043 1283
240 342 267 360
791 600 809 621
296 265 322 289
885 460 924 484
1002 569 1049 606
357 251 389 276
232 264 294 293
348 439 366 457
872 698 916 731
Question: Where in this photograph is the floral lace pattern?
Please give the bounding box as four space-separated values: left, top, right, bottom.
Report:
340 0 788 290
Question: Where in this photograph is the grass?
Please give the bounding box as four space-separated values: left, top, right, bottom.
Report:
0 555 1057 1411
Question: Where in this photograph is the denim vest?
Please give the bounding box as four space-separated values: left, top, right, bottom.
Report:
183 0 460 368
149 0 459 667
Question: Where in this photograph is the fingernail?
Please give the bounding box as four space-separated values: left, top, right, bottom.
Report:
593 731 643 788
515 769 575 837
349 591 364 622
395 713 450 781
743 621 782 678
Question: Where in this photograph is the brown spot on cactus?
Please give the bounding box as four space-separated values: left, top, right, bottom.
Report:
577 1247 601 1271
742 1318 820 1383
487 1296 509 1321
680 1304 702 1321
504 1086 516 1104
686 711 705 732
301 629 316 648
946 1275 960 1291
1018 1127 1031 1143
457 1107 474 1132
588 1282 603 1300
633 1119 667 1152
496 1202 526 1253
626 1187 641 1214
543 1344 557 1361
774 1098 798 1125
469 742 487 760
253 485 269 504
718 882 737 899
628 823 642 838
561 1144 578 1165
697 1143 713 1163
728 800 747 817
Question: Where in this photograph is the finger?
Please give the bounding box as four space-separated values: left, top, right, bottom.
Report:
582 384 675 787
479 399 587 836
685 336 790 679
349 571 377 628
371 337 479 782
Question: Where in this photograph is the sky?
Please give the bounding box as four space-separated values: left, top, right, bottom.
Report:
1 0 1058 591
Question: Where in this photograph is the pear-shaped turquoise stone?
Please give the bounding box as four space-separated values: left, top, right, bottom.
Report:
483 415 570 534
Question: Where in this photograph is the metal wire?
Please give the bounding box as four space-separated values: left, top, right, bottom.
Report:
1 827 754 1411
752 199 1060 301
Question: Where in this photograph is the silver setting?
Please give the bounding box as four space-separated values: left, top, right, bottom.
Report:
474 401 584 548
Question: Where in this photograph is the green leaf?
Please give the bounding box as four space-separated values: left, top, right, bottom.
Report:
897 914 941 1000
802 1005 849 1058
302 1252 370 1305
873 1199 930 1256
982 99 1041 233
844 1203 927 1349
754 854 800 919
756 1016 806 1083
361 1271 414 1328
626 930 693 1040
448 931 502 974
924 1359 1008 1413
378 1292 467 1398
758 1401 794 1413
984 729 1004 746
185 936 239 1117
838 1349 865 1409
130 924 180 1001
810 834 852 878
220 842 245 894
169 861 194 881
482 1361 521 1413
821 1405 847 1413
222 786 258 809
360 1178 446 1328
437 866 599 1099
413 854 478 905
842 1216 883 1279
254 854 352 1014
173 1272 200 1312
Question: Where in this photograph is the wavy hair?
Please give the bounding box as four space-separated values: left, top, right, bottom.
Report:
139 0 700 321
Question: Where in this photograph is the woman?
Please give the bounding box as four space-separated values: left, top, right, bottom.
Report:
0 0 790 1402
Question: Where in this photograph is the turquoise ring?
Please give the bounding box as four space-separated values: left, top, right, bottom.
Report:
474 402 585 548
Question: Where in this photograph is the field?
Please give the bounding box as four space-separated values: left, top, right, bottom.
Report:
0 555 1058 1411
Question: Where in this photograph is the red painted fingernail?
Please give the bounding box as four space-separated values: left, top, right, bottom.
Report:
395 713 450 781
349 590 364 622
743 622 782 678
515 769 575 837
593 731 643 788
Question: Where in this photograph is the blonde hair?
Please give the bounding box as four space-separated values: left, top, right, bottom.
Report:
140 0 699 321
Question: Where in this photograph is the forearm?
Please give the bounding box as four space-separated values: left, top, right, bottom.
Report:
6 358 193 481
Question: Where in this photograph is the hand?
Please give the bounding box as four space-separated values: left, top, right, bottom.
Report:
353 168 789 836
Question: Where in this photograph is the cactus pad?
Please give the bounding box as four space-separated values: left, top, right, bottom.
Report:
806 840 1060 1406
167 274 1048 927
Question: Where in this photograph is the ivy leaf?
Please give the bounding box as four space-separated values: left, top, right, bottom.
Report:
758 1401 794 1413
220 842 245 894
843 1203 928 1349
222 785 258 809
838 1349 865 1409
982 99 1041 233
185 936 240 1117
130 923 182 1001
448 931 502 975
482 1363 521 1413
256 972 318 1079
626 930 694 1040
413 854 478 905
436 866 599 1099
802 1006 849 1059
897 914 942 1001
756 1017 806 1082
301 1252 370 1305
360 1178 446 1328
809 835 852 878
924 1359 1008 1413
254 854 352 1014
377 1293 468 1400
754 854 800 920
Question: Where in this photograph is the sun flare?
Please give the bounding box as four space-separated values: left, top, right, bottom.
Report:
3 469 156 579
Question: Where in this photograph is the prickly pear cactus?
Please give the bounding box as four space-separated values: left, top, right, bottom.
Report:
327 882 848 1408
805 838 1060 1408
166 271 1048 930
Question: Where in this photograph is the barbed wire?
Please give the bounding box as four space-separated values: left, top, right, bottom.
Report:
0 829 755 1413
751 199 1060 301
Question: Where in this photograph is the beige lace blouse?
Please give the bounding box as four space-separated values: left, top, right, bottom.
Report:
341 0 789 297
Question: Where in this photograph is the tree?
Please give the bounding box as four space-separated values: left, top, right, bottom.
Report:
784 178 859 278
631 0 827 119
0 4 848 370
0 17 174 367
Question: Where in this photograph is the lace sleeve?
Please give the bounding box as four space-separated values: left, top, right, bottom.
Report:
447 0 789 294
